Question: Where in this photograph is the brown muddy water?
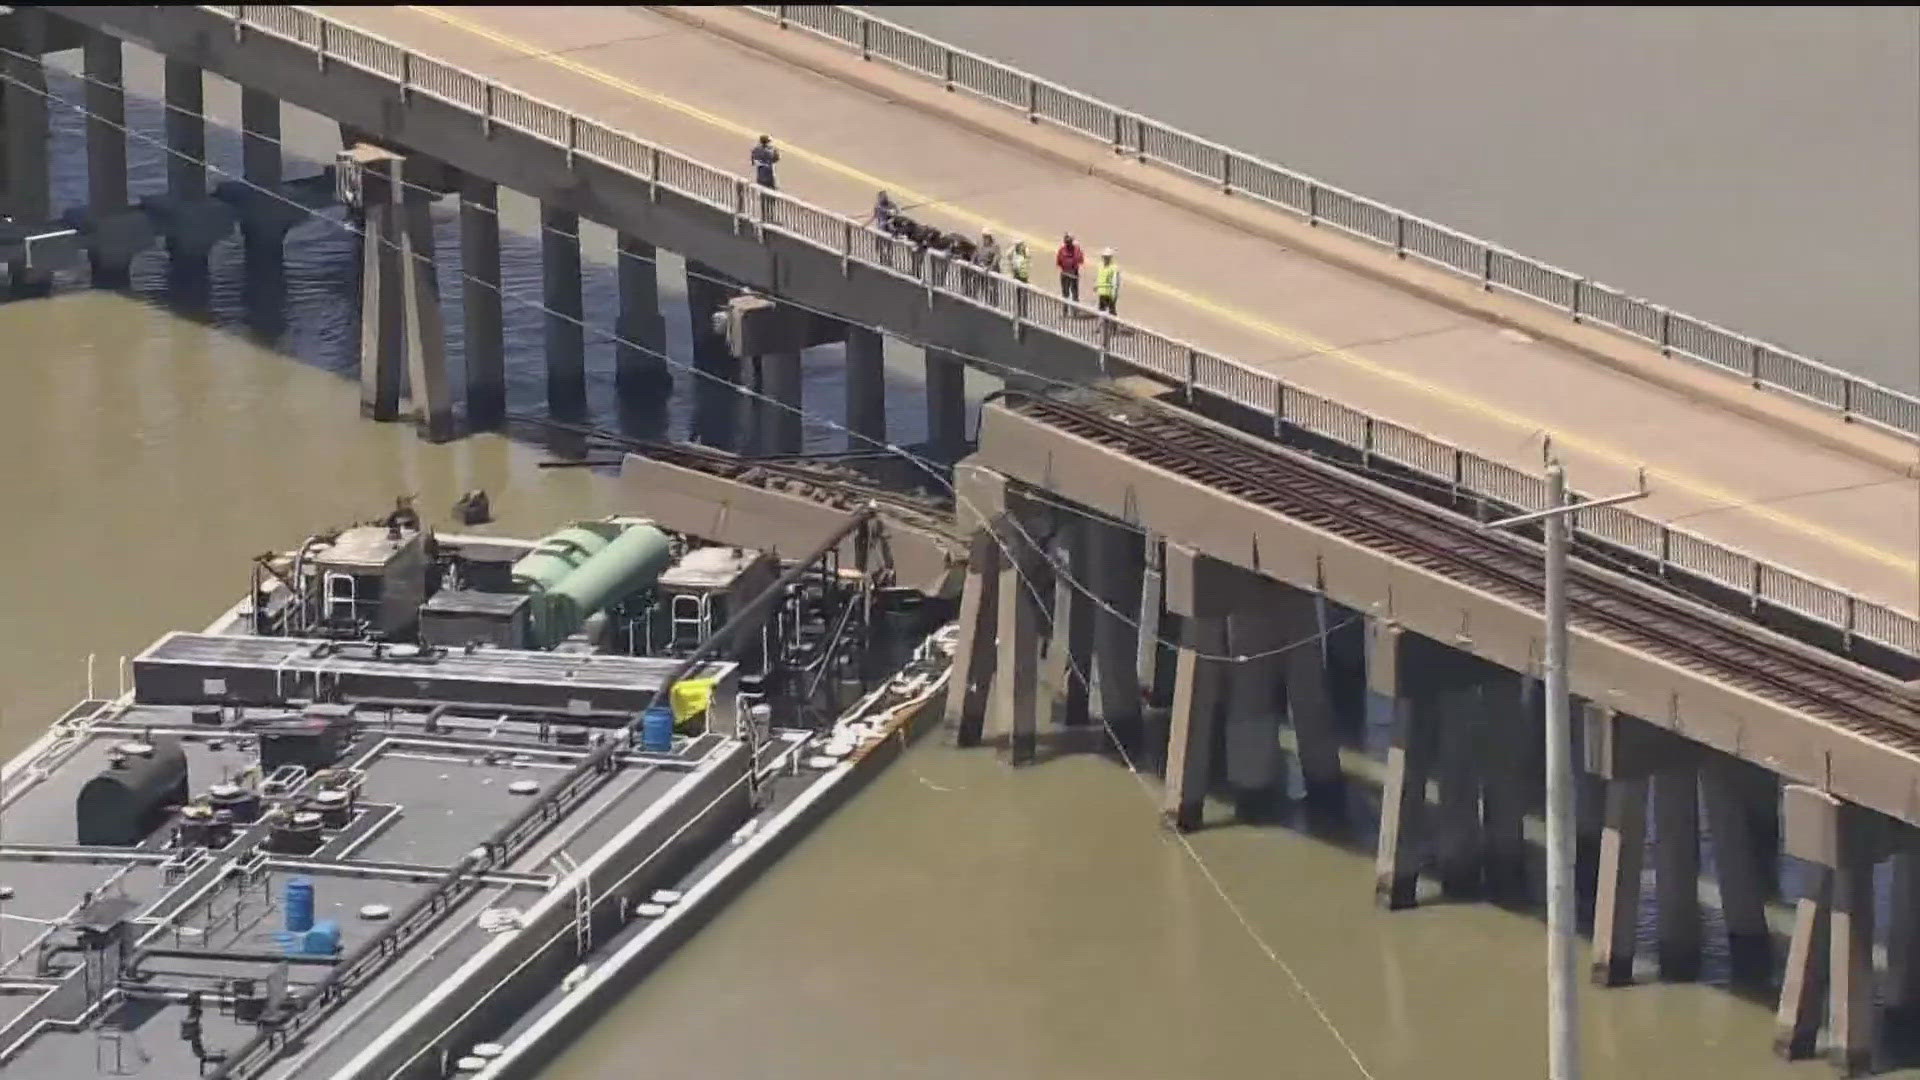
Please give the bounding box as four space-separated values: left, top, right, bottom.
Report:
0 18 1911 1080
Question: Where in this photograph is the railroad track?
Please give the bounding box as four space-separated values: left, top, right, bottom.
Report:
1006 392 1919 749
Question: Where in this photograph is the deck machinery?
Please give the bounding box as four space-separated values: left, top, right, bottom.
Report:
0 503 954 1079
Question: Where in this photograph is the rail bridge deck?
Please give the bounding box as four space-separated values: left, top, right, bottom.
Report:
300 5 1918 618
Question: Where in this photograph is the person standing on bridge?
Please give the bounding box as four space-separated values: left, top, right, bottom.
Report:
751 135 780 190
1095 247 1121 315
975 231 1002 274
870 190 898 232
1056 233 1085 303
1008 240 1031 285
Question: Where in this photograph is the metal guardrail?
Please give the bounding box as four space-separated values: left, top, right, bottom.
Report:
198 6 1917 658
751 5 1920 446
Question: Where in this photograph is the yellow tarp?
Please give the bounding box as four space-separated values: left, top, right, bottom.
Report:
670 677 718 726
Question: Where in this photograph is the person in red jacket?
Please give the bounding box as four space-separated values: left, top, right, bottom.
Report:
1055 233 1085 303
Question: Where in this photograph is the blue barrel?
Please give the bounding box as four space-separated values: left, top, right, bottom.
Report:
303 919 341 956
641 705 675 753
284 876 315 933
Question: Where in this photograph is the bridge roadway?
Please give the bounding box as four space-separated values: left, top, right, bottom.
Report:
311 7 1914 615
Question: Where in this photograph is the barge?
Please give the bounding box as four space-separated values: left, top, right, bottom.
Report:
0 497 957 1078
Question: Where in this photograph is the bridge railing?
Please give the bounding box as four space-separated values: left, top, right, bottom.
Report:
750 5 1920 446
201 6 1917 659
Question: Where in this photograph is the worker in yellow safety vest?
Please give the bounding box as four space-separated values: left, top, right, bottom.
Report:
1095 248 1121 315
1008 240 1031 284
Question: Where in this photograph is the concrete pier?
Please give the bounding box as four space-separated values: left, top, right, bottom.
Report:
1480 673 1532 900
1830 811 1877 1077
82 29 129 288
1371 620 1432 909
1775 862 1831 1062
614 233 669 401
357 161 404 421
1652 769 1703 981
351 151 450 437
1435 684 1485 899
397 165 453 442
541 204 586 420
459 177 506 430
1087 520 1144 748
1278 587 1344 808
1135 534 1166 717
1591 775 1648 985
757 351 804 456
1700 757 1773 982
1161 544 1230 832
1041 519 1092 730
1890 849 1920 1021
945 526 1001 748
236 87 283 267
843 326 887 450
994 500 1044 767
3 12 51 296
1774 784 1881 1072
161 58 207 281
686 260 739 449
924 348 967 462
1223 589 1285 821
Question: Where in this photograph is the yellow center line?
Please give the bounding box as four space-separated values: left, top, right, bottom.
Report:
412 5 1917 578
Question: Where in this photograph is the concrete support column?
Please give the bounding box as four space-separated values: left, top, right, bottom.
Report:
1774 865 1831 1062
1652 769 1702 982
1041 518 1092 730
686 261 738 449
924 348 967 461
357 165 403 421
1135 533 1165 709
843 325 887 450
1371 621 1432 909
993 504 1044 767
82 29 129 289
459 178 505 431
162 58 207 280
1223 584 1286 822
945 527 1001 748
541 204 585 420
757 352 804 456
238 87 282 266
1590 775 1649 986
1161 545 1232 832
1480 673 1533 901
1435 683 1485 899
3 12 51 297
1829 810 1877 1077
1087 520 1143 746
614 233 669 400
1774 784 1880 1072
1278 588 1343 808
396 164 452 443
1700 758 1773 983
1888 848 1920 1021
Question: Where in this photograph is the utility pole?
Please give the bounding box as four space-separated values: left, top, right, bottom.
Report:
1484 461 1648 1080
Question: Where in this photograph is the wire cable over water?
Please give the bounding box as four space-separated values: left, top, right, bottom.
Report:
0 55 1379 1078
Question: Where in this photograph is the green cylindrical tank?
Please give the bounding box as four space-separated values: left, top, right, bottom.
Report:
535 525 673 648
511 522 621 593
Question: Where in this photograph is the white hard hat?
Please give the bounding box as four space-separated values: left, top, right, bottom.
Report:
1101 247 1115 257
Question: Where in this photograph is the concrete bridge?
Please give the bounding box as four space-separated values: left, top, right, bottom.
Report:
4 5 1919 1074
